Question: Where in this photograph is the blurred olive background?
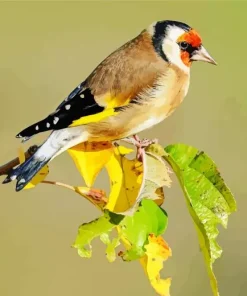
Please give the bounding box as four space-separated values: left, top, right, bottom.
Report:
0 1 246 296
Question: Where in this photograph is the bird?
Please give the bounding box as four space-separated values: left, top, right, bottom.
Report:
3 20 217 192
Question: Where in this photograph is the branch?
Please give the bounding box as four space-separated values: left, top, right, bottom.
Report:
42 180 107 210
0 145 38 176
0 145 108 209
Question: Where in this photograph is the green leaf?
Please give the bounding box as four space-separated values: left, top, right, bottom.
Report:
73 200 168 264
119 199 168 261
73 210 120 258
164 143 236 296
100 233 121 263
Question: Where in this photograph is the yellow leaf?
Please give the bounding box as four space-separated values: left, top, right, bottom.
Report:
154 187 165 206
68 141 114 187
18 147 49 189
104 145 143 213
105 143 172 215
18 147 26 164
68 142 171 215
140 234 172 296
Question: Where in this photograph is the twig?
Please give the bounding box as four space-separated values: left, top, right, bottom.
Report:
42 180 76 191
0 145 38 176
42 180 107 210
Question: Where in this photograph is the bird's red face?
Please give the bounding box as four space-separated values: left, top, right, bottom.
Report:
178 29 202 48
177 29 202 66
176 28 216 67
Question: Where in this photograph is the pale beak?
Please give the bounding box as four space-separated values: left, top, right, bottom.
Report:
191 46 217 65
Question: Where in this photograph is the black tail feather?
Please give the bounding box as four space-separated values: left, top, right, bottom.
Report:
16 118 50 139
16 156 49 192
2 175 12 184
3 154 49 192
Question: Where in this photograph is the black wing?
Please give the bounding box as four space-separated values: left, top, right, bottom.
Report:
55 81 85 110
16 86 104 141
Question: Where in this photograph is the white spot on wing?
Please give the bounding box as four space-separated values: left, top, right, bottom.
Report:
53 117 59 125
19 178 26 184
35 125 39 131
65 104 71 110
46 122 50 128
80 94 85 98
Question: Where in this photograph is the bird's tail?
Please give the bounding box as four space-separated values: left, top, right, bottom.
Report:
3 140 58 191
3 127 88 191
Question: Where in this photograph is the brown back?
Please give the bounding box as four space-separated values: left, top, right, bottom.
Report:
85 30 166 106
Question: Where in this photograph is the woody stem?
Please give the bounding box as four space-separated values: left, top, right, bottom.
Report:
0 145 38 176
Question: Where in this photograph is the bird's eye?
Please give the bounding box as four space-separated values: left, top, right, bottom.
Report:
179 41 189 50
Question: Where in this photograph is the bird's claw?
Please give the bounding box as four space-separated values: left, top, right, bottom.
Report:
122 135 158 161
133 135 158 148
27 145 39 156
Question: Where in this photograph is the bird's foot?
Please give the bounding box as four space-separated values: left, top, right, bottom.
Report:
134 135 158 160
122 135 158 161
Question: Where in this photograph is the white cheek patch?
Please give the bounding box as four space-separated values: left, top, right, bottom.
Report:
162 39 188 72
162 26 190 73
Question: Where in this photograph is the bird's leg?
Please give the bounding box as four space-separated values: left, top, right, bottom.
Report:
133 135 158 161
121 135 158 161
133 135 158 147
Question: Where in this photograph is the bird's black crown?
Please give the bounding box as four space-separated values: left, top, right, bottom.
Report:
152 20 192 62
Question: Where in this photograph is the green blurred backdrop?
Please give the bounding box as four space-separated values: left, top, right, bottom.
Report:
0 1 246 296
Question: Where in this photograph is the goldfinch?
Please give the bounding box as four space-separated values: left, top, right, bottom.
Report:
3 20 216 191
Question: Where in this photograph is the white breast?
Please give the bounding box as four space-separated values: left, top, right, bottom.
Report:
125 116 164 136
152 69 190 107
129 69 190 134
